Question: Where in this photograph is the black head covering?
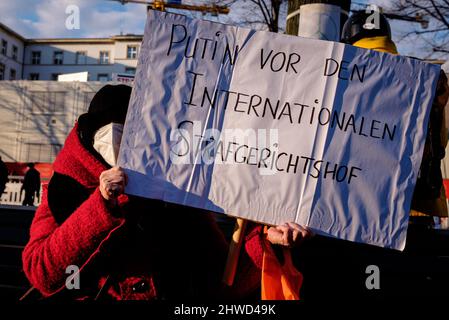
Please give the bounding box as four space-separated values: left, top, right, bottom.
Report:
341 10 392 44
77 84 132 160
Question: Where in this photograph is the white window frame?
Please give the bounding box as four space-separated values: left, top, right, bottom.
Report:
99 51 110 64
127 45 138 59
53 51 64 65
31 51 41 65
76 51 87 64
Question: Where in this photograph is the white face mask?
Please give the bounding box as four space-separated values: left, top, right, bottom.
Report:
93 123 124 166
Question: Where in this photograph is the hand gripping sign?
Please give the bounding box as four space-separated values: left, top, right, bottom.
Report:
118 10 440 251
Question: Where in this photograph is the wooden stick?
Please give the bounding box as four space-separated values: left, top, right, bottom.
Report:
222 218 248 286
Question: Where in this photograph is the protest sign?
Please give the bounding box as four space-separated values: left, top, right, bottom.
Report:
118 10 440 250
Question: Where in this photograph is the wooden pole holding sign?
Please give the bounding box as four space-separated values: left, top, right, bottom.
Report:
222 218 248 286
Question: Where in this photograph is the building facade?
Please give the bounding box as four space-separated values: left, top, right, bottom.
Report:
0 81 107 164
0 23 25 81
0 23 142 81
0 22 141 165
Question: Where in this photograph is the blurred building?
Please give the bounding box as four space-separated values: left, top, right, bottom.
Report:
0 23 24 81
0 22 142 81
0 81 107 164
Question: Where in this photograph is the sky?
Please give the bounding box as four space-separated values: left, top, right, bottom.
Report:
0 0 445 60
0 0 148 38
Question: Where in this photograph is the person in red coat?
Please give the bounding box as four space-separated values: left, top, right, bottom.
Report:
22 85 312 300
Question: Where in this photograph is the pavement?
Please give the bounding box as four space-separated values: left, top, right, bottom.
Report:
0 205 34 300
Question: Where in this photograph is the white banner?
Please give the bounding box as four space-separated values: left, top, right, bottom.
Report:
118 10 440 250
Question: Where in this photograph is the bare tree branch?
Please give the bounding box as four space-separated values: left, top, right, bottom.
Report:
430 0 449 28
386 0 449 59
213 0 286 32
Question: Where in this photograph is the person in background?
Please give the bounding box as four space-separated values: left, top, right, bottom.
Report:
22 84 313 300
438 60 449 230
341 9 398 53
342 9 449 229
0 156 8 196
21 163 41 206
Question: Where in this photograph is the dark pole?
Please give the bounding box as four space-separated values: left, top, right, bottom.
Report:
286 0 351 38
286 0 301 35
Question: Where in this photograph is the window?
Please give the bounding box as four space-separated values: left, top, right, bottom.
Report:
53 51 63 65
23 143 62 163
127 45 138 59
51 73 60 81
99 51 110 64
1 40 7 55
76 51 87 64
30 91 66 113
125 67 136 74
9 69 16 80
97 74 109 82
12 45 18 61
31 51 41 64
25 92 66 136
0 63 4 80
29 73 39 80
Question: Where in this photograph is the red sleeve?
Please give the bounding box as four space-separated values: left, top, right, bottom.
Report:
244 224 264 269
223 223 264 299
22 184 126 296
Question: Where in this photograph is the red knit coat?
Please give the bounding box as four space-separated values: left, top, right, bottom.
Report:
22 123 264 300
